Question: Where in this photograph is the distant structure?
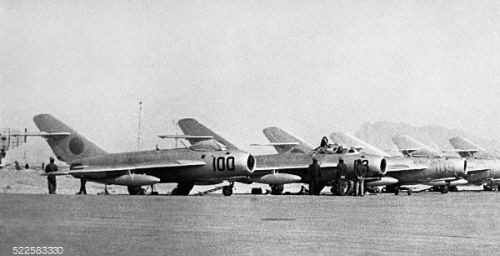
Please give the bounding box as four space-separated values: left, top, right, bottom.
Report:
1 128 25 168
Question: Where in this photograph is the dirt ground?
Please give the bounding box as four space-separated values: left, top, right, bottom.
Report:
1 189 499 255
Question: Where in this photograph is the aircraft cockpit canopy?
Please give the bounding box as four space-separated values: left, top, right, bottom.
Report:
189 139 228 152
316 145 359 155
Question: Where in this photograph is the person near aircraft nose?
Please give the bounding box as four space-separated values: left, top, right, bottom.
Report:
359 160 369 196
345 166 356 196
336 158 348 196
354 159 363 196
308 158 321 195
45 157 58 194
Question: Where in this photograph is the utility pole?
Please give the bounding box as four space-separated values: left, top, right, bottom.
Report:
137 101 143 151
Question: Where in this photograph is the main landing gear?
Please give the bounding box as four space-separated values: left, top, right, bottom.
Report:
127 185 146 195
440 186 449 194
385 185 412 195
222 182 234 196
270 184 284 195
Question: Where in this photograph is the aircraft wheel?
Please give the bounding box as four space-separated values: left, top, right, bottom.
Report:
222 186 233 196
440 186 449 194
449 186 458 192
270 184 284 195
394 188 399 196
407 188 412 196
127 186 145 195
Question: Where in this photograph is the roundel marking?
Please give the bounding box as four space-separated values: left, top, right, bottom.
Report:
69 137 84 155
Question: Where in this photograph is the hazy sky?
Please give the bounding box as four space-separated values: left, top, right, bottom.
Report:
1 0 500 154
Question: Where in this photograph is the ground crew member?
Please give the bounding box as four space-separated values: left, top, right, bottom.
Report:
308 158 321 195
355 159 369 196
77 178 87 194
359 160 370 196
345 164 356 196
354 159 363 196
45 157 58 194
336 158 348 196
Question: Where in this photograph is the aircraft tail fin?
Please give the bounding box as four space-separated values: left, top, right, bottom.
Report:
177 118 240 150
449 136 484 158
392 134 441 157
33 114 107 164
262 127 313 154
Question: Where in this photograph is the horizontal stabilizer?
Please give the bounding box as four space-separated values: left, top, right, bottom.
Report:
250 142 300 146
158 135 214 139
11 132 71 137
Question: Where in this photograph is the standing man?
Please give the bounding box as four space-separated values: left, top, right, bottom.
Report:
77 178 87 195
359 160 370 196
336 158 348 196
354 159 362 196
45 157 58 194
308 158 322 195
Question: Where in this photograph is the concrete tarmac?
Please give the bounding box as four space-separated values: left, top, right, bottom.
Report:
1 192 499 255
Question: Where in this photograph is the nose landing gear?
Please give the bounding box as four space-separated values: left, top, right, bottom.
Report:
222 182 234 196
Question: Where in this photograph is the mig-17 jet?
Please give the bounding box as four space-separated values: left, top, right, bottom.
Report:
177 119 389 195
330 132 471 194
390 134 480 193
449 136 500 191
33 114 255 195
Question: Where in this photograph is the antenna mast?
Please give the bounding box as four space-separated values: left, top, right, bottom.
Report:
137 101 143 151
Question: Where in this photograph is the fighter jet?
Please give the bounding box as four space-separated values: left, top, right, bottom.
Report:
330 132 471 194
449 136 500 191
33 114 255 195
390 134 476 193
177 119 389 195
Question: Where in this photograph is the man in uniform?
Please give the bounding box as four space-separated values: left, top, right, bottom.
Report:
308 158 322 195
345 164 356 196
354 159 369 196
354 159 362 196
77 178 87 194
336 158 348 196
45 157 58 194
359 160 370 196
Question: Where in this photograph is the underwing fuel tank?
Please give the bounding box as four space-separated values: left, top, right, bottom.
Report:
251 173 302 184
102 174 161 186
428 179 468 186
365 176 399 186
